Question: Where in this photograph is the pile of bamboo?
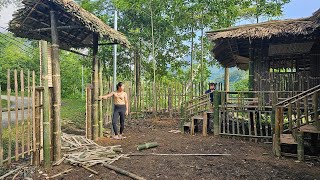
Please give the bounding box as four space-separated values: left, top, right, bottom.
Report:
60 134 127 167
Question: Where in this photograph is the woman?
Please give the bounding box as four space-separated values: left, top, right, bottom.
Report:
100 82 128 140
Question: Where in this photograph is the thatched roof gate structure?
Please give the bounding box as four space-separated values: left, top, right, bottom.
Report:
207 9 320 92
8 0 130 166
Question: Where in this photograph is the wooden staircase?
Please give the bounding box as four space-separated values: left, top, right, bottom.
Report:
274 84 320 160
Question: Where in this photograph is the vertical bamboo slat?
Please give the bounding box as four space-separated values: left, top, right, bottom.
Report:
14 70 19 161
86 85 92 139
7 69 12 164
32 71 36 158
27 70 31 155
99 63 103 137
50 11 62 161
92 33 99 141
20 70 25 159
33 88 41 166
41 40 51 167
0 86 3 166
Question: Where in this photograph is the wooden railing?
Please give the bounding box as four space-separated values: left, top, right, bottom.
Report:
180 93 212 130
273 84 320 157
219 91 299 139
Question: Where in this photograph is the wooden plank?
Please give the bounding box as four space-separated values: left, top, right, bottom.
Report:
299 124 320 133
203 112 208 136
280 134 297 145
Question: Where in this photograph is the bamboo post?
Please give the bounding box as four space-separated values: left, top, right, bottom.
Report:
33 88 41 166
313 92 319 128
304 96 308 124
49 87 54 161
297 132 304 161
288 104 292 132
41 40 51 167
14 69 19 162
213 91 220 136
203 112 208 136
128 87 132 121
99 61 103 137
7 70 12 164
274 106 282 157
86 85 92 139
168 87 172 118
50 10 62 161
92 33 99 141
20 70 25 159
32 71 35 161
0 86 3 166
27 70 31 156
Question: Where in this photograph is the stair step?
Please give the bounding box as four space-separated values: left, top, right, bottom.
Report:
280 134 297 145
299 124 320 133
192 115 204 120
183 122 191 127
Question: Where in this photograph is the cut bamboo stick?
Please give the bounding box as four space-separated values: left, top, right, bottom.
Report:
7 69 12 164
20 70 25 159
14 69 19 162
49 168 73 179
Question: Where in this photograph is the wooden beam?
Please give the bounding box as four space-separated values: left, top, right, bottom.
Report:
29 26 84 32
92 33 99 140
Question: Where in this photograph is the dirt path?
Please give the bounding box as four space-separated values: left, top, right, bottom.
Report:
32 117 320 180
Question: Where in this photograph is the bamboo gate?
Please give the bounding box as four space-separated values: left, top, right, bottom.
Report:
0 69 43 166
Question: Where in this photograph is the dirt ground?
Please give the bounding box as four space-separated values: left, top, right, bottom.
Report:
27 116 320 180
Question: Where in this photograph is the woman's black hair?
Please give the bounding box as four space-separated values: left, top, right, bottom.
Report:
116 82 123 90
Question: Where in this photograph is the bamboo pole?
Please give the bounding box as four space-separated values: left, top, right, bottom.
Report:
33 88 41 166
14 69 19 162
49 87 54 161
99 60 103 137
27 70 31 156
32 71 35 161
92 33 99 141
128 87 132 121
274 106 282 157
297 132 304 161
20 70 25 159
50 10 62 161
41 40 51 167
86 85 92 139
0 85 3 166
213 91 220 136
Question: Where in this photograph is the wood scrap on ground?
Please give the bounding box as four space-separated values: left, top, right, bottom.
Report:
168 130 181 133
0 164 28 180
49 168 73 179
61 133 127 171
103 163 146 180
137 142 158 151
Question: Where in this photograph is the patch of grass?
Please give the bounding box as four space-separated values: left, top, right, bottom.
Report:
61 98 86 131
1 99 7 107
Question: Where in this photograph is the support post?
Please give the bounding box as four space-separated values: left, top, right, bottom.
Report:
297 132 304 161
33 88 42 166
92 33 99 141
50 10 62 161
274 106 282 157
168 87 173 118
41 40 51 167
249 41 254 93
99 59 103 137
213 91 220 136
7 69 12 164
86 85 92 139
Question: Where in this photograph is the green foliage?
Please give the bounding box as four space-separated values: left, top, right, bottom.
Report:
60 51 91 98
232 71 249 91
0 33 40 88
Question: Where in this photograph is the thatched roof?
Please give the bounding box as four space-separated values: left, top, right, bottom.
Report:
8 0 130 50
207 10 320 41
206 9 320 70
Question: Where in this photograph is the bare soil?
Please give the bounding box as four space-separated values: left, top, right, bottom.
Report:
29 117 320 180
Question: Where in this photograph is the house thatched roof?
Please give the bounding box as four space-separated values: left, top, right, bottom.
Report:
206 9 320 70
8 0 130 50
207 10 320 41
